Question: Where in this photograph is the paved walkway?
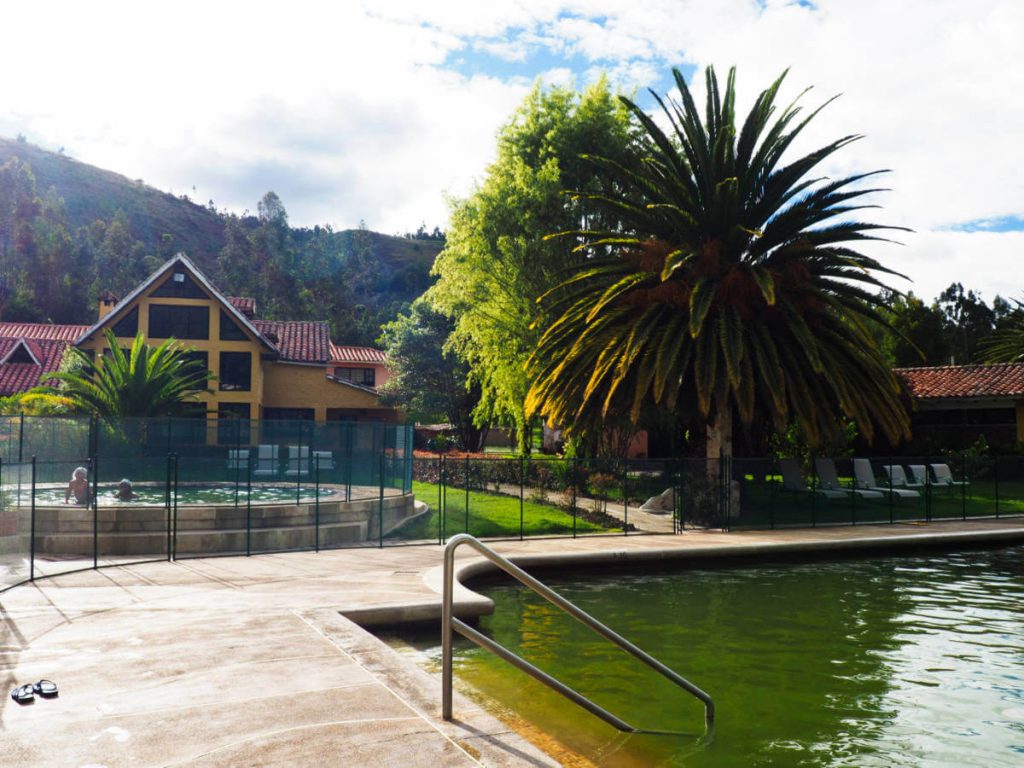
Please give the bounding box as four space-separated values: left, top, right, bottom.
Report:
3 519 1024 767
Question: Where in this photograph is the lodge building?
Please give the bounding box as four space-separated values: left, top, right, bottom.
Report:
0 254 399 425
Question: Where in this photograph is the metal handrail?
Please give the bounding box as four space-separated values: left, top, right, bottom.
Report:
441 534 714 734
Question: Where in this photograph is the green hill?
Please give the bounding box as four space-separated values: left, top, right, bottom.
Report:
0 136 443 343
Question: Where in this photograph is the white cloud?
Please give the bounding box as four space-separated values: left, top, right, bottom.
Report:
0 0 1020 301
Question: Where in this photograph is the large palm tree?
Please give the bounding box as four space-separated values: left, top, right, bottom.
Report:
46 330 211 417
526 66 911 460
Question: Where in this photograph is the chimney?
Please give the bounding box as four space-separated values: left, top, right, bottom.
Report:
97 290 118 320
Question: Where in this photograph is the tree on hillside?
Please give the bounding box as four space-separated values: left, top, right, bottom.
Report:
378 299 486 451
428 77 637 452
981 298 1024 363
45 330 211 417
526 66 912 462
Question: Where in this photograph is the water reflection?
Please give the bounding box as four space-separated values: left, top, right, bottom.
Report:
437 545 1024 767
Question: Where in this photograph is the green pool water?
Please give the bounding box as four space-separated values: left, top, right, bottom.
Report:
398 544 1024 766
28 484 338 506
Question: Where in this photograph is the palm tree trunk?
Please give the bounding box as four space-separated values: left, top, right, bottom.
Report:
706 406 739 520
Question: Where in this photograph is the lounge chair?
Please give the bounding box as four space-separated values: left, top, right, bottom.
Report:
285 445 310 477
778 458 848 498
884 465 923 489
252 445 280 477
226 449 249 471
814 458 883 499
930 463 968 488
853 458 919 498
908 465 930 487
313 450 335 472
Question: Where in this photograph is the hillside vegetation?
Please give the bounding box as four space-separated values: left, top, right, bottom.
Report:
0 136 442 344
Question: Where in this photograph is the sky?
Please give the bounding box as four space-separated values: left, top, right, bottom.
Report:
1 0 1022 303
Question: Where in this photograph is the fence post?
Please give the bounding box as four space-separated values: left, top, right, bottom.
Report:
437 454 443 545
810 455 817 528
172 453 179 561
91 456 99 569
441 455 447 543
246 447 252 556
572 457 577 539
961 450 967 520
166 454 172 560
850 459 857 526
345 424 353 503
379 451 385 548
29 455 36 581
18 414 25 463
925 454 932 523
315 456 320 553
519 455 525 542
622 461 629 537
464 455 469 535
995 455 1000 518
769 456 776 530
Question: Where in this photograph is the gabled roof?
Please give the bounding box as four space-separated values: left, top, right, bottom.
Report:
0 338 41 366
896 363 1024 400
254 320 330 364
0 338 70 395
330 344 387 365
74 254 277 355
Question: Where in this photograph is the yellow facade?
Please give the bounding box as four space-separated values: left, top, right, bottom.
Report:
78 256 397 425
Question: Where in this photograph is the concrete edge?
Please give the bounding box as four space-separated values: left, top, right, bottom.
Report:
340 524 1024 627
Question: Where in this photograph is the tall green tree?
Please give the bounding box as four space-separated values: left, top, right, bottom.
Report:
981 298 1024 363
45 330 211 417
378 298 486 451
526 67 912 460
428 77 636 451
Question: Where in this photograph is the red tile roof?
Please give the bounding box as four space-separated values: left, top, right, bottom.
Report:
330 344 387 365
895 363 1024 400
254 320 330 364
0 338 70 395
227 296 256 318
0 322 88 341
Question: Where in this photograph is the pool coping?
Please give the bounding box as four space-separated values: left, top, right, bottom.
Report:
345 520 1024 627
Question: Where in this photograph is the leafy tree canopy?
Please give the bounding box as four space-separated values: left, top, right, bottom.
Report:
377 298 485 451
526 66 912 455
427 77 637 451
44 330 211 417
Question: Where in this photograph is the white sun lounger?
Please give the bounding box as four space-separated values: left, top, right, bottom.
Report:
930 463 968 488
252 445 280 477
779 458 847 498
814 458 883 499
907 465 930 487
884 465 924 489
854 458 919 498
226 449 249 471
285 445 310 477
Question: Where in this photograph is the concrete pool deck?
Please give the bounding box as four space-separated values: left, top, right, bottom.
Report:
3 518 1024 766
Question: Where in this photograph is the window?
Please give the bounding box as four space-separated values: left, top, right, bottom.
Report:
218 402 251 444
219 310 248 341
110 307 138 338
180 351 209 390
334 367 375 387
148 304 209 340
219 351 251 391
150 271 207 299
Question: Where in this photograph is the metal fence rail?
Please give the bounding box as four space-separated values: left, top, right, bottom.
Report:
441 533 714 734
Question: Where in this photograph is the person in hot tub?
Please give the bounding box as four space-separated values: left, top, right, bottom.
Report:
116 479 138 502
65 466 91 505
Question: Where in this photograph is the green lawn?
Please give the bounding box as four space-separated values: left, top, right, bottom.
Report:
388 481 614 540
730 476 1024 529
